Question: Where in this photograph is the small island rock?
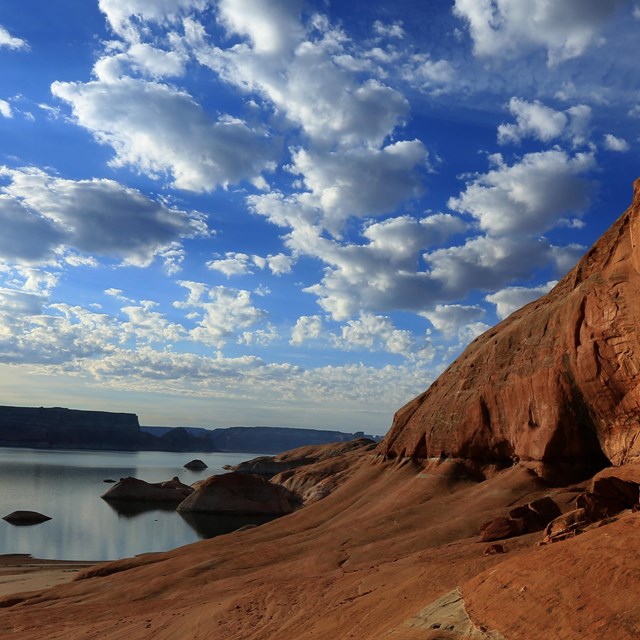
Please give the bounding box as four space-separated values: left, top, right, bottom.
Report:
184 459 208 471
102 476 194 503
3 510 52 525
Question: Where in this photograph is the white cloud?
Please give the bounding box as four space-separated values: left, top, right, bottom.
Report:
373 20 405 39
120 301 186 344
0 166 208 266
0 99 12 118
195 12 410 150
208 252 294 277
402 55 456 94
497 98 591 146
486 281 557 318
331 313 416 356
634 6 640 19
420 304 486 339
175 281 266 347
290 315 323 345
285 141 428 234
95 44 188 81
238 324 279 346
603 133 630 152
98 0 207 41
52 77 278 192
453 0 626 65
448 149 595 236
0 25 28 50
217 0 304 54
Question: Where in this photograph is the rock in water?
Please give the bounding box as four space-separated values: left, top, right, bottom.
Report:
3 510 51 525
380 179 640 480
177 472 301 515
101 476 193 503
184 459 208 470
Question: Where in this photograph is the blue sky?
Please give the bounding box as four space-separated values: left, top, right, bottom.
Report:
0 0 638 434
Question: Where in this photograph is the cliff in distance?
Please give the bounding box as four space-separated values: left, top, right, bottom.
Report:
381 177 640 481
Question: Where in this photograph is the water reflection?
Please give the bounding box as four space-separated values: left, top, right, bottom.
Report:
178 511 277 538
0 447 267 560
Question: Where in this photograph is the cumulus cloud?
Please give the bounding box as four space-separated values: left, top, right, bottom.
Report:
175 281 266 347
497 98 591 146
331 313 416 357
52 77 278 192
0 25 28 50
402 55 456 94
98 0 207 41
485 281 557 318
207 251 294 277
290 315 323 345
0 166 208 266
95 44 188 81
448 149 595 236
453 0 626 65
603 133 630 152
420 304 486 340
288 141 428 233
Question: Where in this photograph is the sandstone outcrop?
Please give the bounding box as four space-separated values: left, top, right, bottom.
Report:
381 179 640 479
101 477 194 503
480 496 561 542
176 472 301 515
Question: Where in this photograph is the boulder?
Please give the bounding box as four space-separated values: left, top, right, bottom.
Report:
2 510 51 525
480 496 561 542
380 179 640 480
184 459 208 470
543 508 589 543
177 472 301 515
101 476 193 503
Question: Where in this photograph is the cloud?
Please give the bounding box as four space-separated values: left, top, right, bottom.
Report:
420 304 486 339
207 252 295 277
453 0 626 65
402 55 456 94
98 0 207 41
0 99 12 118
290 315 323 345
373 20 405 39
448 149 595 236
0 166 208 266
497 98 591 146
331 313 416 357
0 25 28 50
288 141 429 233
217 0 305 54
52 77 279 192
603 133 630 152
485 281 557 318
194 10 410 149
95 44 188 81
175 281 266 347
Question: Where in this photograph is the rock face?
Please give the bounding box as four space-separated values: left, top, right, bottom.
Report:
101 477 194 503
381 179 640 477
177 472 301 515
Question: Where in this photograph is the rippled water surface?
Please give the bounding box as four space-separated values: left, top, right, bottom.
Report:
0 447 268 560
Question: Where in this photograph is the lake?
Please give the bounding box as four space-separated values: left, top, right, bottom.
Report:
0 447 270 561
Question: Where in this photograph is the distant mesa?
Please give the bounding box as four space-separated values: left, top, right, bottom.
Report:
3 510 52 526
101 476 194 504
184 459 208 471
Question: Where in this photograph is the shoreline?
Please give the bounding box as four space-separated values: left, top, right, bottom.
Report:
0 554 100 598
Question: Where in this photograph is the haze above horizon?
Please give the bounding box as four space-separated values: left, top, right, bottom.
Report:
0 0 638 435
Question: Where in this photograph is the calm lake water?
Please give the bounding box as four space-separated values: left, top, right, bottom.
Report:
0 447 269 561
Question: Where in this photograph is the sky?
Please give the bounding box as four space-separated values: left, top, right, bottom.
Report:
0 0 638 434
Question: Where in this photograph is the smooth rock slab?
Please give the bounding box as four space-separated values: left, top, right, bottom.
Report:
3 511 52 525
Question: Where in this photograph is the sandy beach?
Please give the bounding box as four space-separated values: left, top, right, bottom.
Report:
0 555 97 598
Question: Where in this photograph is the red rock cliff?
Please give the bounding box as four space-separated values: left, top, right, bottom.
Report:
380 178 640 474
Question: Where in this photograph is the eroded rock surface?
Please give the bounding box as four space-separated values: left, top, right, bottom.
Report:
381 179 640 478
